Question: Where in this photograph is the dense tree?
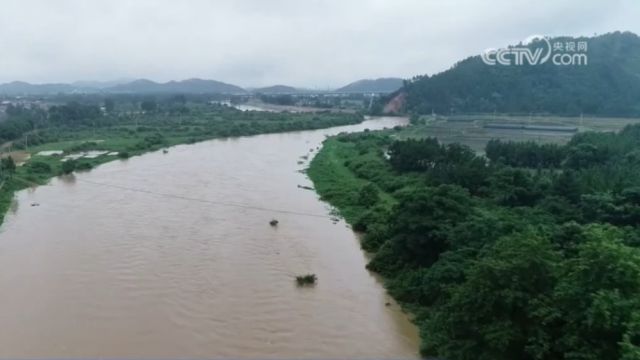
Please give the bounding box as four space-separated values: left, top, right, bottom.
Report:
357 183 379 207
423 232 559 360
140 99 157 112
48 102 101 125
368 184 472 272
550 228 640 359
1 157 16 174
309 121 640 360
104 98 115 113
61 159 77 174
486 139 565 168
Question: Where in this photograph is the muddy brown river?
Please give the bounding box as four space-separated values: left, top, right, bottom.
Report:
0 116 419 359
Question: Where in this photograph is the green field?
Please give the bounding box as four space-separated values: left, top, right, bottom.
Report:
399 114 640 152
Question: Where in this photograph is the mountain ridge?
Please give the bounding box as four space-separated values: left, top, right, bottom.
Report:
0 78 247 95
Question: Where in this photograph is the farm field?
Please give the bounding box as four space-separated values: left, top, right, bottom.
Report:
397 114 640 152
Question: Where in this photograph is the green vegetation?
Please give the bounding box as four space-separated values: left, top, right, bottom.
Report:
307 134 400 235
0 96 363 225
308 124 640 359
397 32 640 117
296 274 317 286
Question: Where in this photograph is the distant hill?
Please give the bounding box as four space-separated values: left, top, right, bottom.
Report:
72 79 132 89
401 31 640 117
0 78 247 95
252 85 302 94
337 78 404 93
0 81 75 95
107 78 246 94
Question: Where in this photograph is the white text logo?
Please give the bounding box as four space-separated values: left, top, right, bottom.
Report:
482 36 588 66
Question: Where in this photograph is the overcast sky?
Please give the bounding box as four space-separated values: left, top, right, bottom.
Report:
0 0 638 88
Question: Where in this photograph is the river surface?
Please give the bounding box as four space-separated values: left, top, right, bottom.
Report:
0 116 419 359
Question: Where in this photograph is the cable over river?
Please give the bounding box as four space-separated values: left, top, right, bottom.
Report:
0 116 419 359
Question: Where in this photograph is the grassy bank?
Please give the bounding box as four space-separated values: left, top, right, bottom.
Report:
307 131 421 251
0 108 363 225
307 136 395 224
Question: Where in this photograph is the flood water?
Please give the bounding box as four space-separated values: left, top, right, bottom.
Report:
0 116 419 359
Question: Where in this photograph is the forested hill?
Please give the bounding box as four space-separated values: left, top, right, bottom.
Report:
401 31 640 117
337 78 404 93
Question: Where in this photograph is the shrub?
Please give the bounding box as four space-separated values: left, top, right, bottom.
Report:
27 161 52 174
61 159 77 174
295 274 317 286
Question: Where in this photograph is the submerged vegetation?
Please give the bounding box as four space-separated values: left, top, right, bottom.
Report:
308 124 640 359
0 95 363 225
295 274 317 286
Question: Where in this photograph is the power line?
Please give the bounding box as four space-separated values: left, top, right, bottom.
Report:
75 178 332 219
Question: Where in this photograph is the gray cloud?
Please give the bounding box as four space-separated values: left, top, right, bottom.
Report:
0 0 638 87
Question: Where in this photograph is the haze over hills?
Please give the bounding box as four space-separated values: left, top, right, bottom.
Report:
0 78 405 95
399 31 640 117
0 81 76 95
252 79 405 94
107 78 247 94
0 78 247 95
71 79 133 89
336 78 404 93
251 85 304 94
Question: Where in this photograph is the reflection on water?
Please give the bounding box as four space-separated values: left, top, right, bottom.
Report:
0 117 419 359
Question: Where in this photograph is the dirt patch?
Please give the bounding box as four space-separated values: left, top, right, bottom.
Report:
1 151 31 165
383 92 406 114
